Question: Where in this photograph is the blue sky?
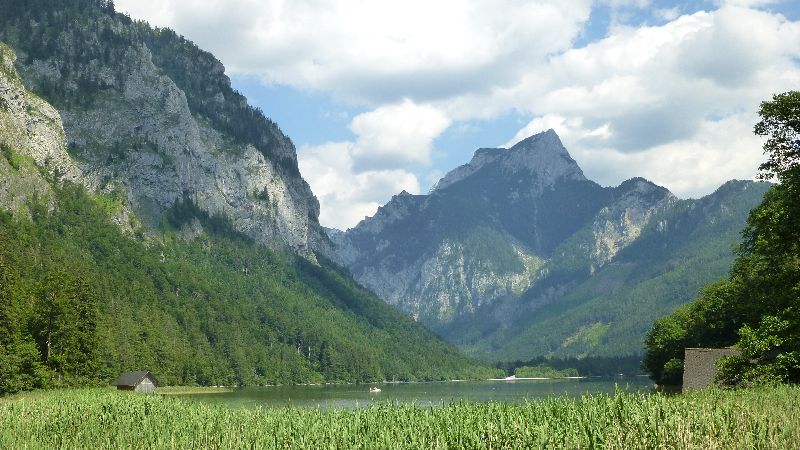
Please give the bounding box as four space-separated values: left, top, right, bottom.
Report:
116 0 800 229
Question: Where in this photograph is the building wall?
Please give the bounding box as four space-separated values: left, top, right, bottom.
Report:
682 348 741 392
134 378 157 394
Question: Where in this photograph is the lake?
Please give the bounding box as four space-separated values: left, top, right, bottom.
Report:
176 377 654 410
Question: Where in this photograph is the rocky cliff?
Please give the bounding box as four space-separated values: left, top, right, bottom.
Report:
0 1 329 257
0 42 79 215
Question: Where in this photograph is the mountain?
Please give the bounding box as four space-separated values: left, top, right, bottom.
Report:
332 130 770 361
0 2 495 393
0 0 328 258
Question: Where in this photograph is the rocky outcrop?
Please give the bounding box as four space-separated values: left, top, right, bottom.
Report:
590 178 676 266
430 129 586 193
0 43 78 216
1 10 329 258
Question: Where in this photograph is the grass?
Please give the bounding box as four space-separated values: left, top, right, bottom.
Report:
157 386 235 395
1 385 798 449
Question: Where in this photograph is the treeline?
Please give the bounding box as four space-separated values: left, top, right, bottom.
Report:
644 92 800 386
0 182 495 395
497 355 644 377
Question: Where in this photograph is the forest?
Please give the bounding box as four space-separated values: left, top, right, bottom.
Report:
643 91 800 386
0 180 494 395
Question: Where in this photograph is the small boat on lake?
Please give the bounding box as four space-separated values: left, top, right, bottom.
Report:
369 387 381 393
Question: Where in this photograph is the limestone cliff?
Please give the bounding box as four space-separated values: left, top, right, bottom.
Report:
0 43 78 216
0 4 329 257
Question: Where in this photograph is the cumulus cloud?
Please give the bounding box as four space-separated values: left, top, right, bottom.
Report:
298 142 421 230
510 113 765 197
349 100 451 170
502 5 800 197
115 0 593 105
297 99 447 228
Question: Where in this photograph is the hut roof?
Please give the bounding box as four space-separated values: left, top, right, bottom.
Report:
112 371 160 387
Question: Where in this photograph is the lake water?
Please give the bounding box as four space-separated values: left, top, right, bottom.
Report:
176 377 654 410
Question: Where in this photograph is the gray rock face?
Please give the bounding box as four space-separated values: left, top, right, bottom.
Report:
0 44 79 216
592 179 676 262
7 36 329 258
430 129 586 193
332 130 673 329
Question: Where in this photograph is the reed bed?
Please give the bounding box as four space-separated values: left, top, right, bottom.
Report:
1 385 798 449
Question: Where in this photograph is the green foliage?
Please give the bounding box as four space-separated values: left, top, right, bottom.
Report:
0 209 101 391
718 315 800 386
498 355 643 377
94 187 125 215
642 280 743 386
0 141 21 171
644 92 800 386
2 386 800 448
461 226 523 274
0 182 494 395
514 365 578 378
164 194 252 243
0 338 50 394
754 91 800 181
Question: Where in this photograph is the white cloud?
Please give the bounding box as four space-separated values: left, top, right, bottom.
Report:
654 7 681 21
115 0 593 105
501 5 800 197
349 100 451 170
298 142 420 229
570 113 766 197
297 100 447 227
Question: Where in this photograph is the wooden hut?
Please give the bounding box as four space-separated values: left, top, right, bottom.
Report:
682 348 741 392
112 371 159 394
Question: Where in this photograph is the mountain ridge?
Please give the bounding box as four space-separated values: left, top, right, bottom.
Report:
430 129 586 193
332 129 769 360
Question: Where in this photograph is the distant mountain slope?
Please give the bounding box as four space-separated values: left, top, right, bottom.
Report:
0 0 328 257
441 180 770 361
332 130 769 361
0 11 494 391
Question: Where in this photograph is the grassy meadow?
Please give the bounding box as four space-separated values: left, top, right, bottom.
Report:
1 386 799 449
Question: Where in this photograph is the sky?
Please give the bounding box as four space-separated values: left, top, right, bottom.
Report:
113 0 800 230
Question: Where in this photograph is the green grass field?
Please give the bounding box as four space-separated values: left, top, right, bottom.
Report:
1 386 798 449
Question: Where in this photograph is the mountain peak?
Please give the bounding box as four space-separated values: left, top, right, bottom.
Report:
509 128 563 152
430 129 585 193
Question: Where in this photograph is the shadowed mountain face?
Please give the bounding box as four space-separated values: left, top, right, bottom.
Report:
332 130 769 361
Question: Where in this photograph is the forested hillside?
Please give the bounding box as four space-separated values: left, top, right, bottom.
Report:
440 180 770 361
644 91 800 387
0 180 494 394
